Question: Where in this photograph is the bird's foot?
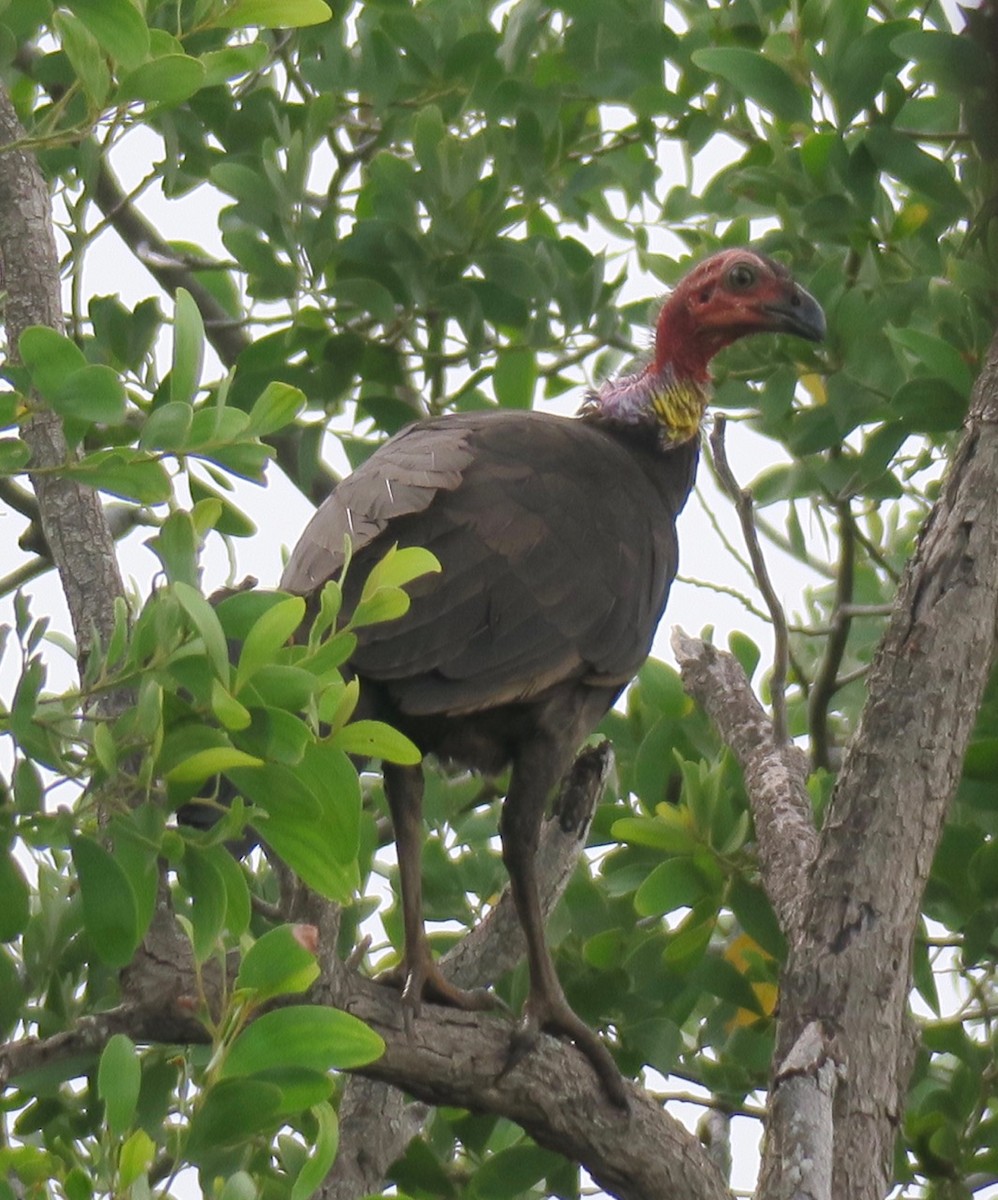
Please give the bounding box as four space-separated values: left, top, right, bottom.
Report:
377 955 501 1032
501 992 628 1109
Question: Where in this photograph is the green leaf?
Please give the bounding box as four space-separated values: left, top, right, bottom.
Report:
166 746 264 784
98 1035 141 1137
291 1102 339 1200
474 1145 563 1200
864 126 969 214
235 596 306 692
118 55 206 105
65 0 150 69
691 48 807 122
612 812 698 856
53 11 110 106
199 43 270 87
181 846 230 962
0 439 31 474
214 0 332 29
493 347 537 409
0 949 24 1038
139 402 194 451
332 720 421 765
174 581 232 681
246 381 307 437
71 835 141 967
186 1079 284 1159
220 1006 383 1079
235 925 320 1003
211 679 252 731
891 378 966 432
0 852 30 941
728 631 761 682
117 1129 155 1190
359 545 441 601
146 510 199 587
18 326 86 398
63 450 172 503
728 876 787 961
635 857 714 917
171 289 205 406
227 761 359 900
52 364 129 423
697 955 767 1016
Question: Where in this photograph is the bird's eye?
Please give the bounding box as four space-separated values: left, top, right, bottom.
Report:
727 263 756 290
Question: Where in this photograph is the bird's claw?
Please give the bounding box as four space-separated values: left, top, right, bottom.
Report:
498 995 629 1110
377 956 501 1026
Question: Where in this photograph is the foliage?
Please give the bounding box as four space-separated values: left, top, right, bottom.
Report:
0 0 996 1197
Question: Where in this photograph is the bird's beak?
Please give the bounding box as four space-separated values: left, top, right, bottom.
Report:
763 284 826 343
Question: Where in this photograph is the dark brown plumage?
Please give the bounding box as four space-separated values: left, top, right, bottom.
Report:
279 250 825 1104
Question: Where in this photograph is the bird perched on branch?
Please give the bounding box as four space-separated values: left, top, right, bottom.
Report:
280 249 825 1105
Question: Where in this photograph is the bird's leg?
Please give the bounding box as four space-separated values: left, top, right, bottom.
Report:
380 764 497 1020
499 748 628 1108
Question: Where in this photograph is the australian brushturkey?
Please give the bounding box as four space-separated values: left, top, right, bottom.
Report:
278 248 825 1105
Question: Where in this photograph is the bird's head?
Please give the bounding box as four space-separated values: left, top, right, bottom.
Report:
581 249 825 446
653 248 826 383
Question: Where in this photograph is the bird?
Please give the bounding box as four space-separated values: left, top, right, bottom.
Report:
278 249 826 1105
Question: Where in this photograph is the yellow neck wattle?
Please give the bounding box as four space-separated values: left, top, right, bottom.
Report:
649 377 710 445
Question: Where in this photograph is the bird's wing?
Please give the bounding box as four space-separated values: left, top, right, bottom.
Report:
279 416 478 593
281 411 691 718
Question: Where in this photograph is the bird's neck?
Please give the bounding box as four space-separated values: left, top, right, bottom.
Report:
579 360 711 448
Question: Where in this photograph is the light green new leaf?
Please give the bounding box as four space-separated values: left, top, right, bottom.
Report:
166 746 264 784
246 382 307 437
214 0 332 29
235 595 306 692
332 720 421 765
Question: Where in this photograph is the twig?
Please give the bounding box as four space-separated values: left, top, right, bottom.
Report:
808 500 856 771
708 416 791 744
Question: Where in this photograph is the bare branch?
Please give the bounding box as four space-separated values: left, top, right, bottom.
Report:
671 629 817 940
808 499 856 771
708 417 791 743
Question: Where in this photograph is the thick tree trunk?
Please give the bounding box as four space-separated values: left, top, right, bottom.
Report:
676 324 998 1200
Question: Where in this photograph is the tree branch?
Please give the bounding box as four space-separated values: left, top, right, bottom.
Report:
708 417 791 743
0 84 125 669
671 628 817 941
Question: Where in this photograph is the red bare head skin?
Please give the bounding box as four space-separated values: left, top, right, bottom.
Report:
653 249 825 383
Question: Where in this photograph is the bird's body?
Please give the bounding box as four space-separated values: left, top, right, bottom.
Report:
278 250 826 1104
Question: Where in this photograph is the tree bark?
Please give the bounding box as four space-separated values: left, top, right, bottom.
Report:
0 86 125 662
675 325 998 1200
